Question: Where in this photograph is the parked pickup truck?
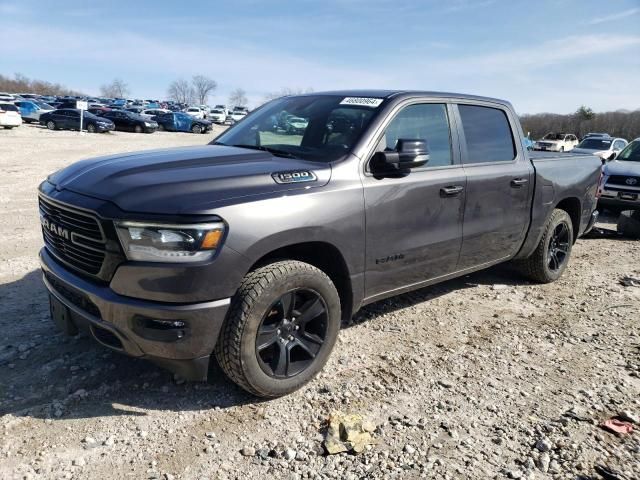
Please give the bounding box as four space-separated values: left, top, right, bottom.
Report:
38 91 601 397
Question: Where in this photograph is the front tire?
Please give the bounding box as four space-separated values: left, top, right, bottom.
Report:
518 209 573 283
46 120 56 130
87 123 96 133
215 260 341 398
191 124 202 134
134 124 143 133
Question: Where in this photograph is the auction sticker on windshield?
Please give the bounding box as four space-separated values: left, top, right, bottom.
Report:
340 97 384 107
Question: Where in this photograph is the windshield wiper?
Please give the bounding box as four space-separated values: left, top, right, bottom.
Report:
227 144 299 159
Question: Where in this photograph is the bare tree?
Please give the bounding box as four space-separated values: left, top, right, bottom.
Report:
263 87 313 103
0 73 84 96
99 78 129 98
191 75 217 106
167 79 194 105
228 88 248 109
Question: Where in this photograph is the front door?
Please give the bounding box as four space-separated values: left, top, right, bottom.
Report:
362 102 466 301
454 103 533 269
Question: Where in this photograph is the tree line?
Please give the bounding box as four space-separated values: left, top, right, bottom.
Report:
520 106 640 141
4 73 638 140
0 73 85 97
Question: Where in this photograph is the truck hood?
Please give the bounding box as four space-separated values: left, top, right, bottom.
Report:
46 145 331 214
603 159 640 176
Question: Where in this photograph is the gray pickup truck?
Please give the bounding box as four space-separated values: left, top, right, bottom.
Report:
39 91 601 397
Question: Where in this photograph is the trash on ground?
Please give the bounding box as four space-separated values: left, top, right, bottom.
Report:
594 464 631 480
619 276 640 287
600 418 634 435
323 411 377 455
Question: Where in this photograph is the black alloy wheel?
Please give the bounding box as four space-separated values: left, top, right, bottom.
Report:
547 221 570 271
256 289 328 378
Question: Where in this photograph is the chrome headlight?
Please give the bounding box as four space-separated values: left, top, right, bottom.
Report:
115 221 225 263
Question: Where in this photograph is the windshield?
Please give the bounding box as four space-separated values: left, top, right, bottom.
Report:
213 95 383 162
543 133 566 140
577 138 612 150
616 140 640 162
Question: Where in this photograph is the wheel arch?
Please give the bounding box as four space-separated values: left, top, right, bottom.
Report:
554 197 581 242
247 241 354 322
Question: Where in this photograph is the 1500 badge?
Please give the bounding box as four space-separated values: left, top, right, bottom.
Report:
272 171 317 184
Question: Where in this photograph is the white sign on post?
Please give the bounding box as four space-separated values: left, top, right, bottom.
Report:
76 100 88 134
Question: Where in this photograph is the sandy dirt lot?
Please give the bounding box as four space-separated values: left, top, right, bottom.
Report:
0 124 638 480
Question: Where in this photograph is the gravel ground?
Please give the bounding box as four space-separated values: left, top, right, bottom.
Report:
0 124 638 480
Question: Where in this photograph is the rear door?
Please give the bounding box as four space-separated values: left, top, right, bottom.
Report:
66 110 80 129
453 103 533 269
362 101 466 300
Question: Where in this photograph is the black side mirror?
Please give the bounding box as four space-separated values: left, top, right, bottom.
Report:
371 139 430 172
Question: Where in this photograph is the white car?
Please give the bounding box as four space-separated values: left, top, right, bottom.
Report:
534 133 579 152
572 136 628 161
140 108 170 120
230 110 247 123
209 108 227 124
0 103 23 129
0 92 18 102
185 107 206 120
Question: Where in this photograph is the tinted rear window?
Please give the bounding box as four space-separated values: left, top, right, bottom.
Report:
0 103 19 112
458 105 516 163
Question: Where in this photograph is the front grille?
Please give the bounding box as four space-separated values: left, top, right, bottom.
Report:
39 195 106 276
44 272 101 318
607 175 639 187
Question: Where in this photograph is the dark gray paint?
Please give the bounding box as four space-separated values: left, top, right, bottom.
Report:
39 90 602 379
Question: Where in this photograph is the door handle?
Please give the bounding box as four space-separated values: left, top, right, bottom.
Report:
510 178 528 188
440 185 464 197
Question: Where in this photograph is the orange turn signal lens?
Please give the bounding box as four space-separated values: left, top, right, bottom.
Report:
201 229 224 250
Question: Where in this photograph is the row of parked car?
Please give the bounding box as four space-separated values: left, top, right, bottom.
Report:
532 132 629 160
0 92 251 134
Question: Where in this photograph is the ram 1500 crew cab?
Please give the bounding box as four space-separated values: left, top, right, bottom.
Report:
39 91 601 397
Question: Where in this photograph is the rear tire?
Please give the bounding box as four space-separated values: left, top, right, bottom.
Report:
46 120 56 130
215 260 341 398
617 211 640 239
517 209 573 283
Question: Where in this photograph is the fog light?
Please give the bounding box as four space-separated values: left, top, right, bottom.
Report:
133 316 188 342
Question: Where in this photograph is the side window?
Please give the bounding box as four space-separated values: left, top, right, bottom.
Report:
458 105 516 164
613 140 625 150
379 103 452 167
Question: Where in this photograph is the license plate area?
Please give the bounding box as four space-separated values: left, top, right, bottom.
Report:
49 295 78 335
619 192 638 201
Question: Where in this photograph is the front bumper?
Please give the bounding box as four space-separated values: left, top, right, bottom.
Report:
40 247 231 381
96 124 114 132
599 188 640 210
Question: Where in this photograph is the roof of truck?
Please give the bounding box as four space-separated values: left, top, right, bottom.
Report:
308 90 511 106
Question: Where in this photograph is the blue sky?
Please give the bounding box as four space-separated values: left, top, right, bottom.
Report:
1 0 638 113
